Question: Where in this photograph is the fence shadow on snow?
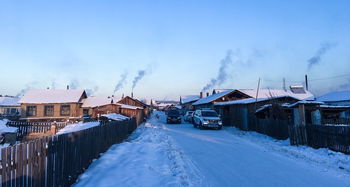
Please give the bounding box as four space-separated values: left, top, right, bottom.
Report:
0 118 137 187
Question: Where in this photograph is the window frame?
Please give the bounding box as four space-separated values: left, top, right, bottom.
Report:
60 105 71 116
83 109 89 115
44 105 54 116
26 105 37 117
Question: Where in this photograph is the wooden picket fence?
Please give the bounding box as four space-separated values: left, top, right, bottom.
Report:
288 125 308 146
288 124 350 154
6 122 70 139
0 118 137 187
306 125 350 154
254 119 289 140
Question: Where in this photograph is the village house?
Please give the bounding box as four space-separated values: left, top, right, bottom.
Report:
119 104 143 122
316 90 350 118
153 100 179 111
19 89 87 122
214 86 314 129
118 96 151 118
288 100 350 126
192 89 239 110
180 95 200 111
0 96 21 118
81 96 120 118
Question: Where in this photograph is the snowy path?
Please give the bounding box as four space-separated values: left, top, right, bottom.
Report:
75 112 350 187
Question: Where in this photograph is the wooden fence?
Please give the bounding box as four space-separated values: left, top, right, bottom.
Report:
0 118 137 186
6 122 70 139
288 125 308 146
289 124 350 154
254 119 289 140
322 118 350 125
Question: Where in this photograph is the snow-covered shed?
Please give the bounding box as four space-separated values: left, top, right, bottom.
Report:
214 95 300 129
0 96 21 117
19 89 87 121
212 86 315 128
288 100 350 126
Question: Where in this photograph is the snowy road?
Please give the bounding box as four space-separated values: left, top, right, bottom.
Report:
75 112 350 187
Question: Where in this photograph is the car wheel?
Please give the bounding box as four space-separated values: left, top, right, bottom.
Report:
199 122 204 130
217 126 222 130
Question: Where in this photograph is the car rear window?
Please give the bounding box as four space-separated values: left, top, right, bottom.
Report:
168 110 180 115
202 111 218 117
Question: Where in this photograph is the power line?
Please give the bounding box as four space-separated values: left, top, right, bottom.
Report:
262 73 350 83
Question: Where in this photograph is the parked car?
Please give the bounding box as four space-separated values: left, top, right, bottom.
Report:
193 109 222 130
184 111 194 122
166 110 182 124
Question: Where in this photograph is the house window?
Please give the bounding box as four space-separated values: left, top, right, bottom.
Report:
10 108 17 115
60 105 71 116
83 109 89 115
26 106 37 116
44 105 54 116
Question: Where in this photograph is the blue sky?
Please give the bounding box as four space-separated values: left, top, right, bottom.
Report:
0 0 349 100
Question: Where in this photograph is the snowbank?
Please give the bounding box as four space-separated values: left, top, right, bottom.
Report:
225 127 350 174
57 122 100 135
101 113 129 121
0 119 17 133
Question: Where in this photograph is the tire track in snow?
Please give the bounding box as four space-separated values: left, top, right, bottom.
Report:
75 113 205 187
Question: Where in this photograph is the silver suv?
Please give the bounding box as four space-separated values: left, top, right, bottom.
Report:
193 109 222 130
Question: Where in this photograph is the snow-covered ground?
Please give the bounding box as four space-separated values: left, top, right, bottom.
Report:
0 119 18 149
74 111 350 187
0 119 17 133
57 121 100 135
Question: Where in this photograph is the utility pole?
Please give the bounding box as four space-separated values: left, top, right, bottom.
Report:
283 78 286 91
254 78 261 111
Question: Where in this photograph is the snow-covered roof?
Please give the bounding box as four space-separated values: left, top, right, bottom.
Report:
181 95 200 104
215 97 269 106
319 105 350 109
237 89 314 101
214 95 303 106
317 90 350 102
288 100 325 108
0 97 20 107
120 104 143 110
101 113 129 121
19 89 86 104
193 89 234 105
212 89 233 94
255 104 272 113
82 96 114 108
